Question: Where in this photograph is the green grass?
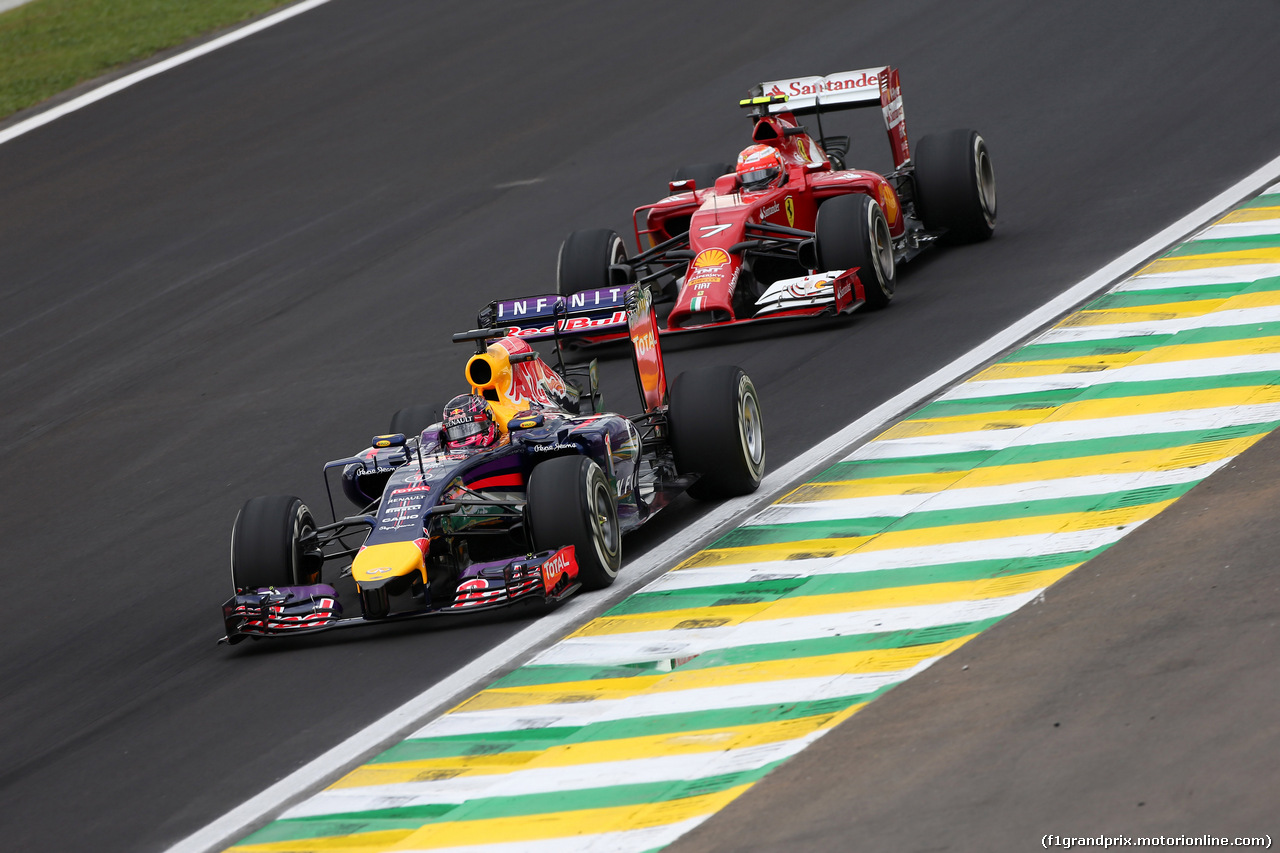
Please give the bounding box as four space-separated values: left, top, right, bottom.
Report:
0 0 297 120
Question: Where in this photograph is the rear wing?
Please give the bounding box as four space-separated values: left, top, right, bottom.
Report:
479 286 630 341
475 285 668 414
743 66 910 169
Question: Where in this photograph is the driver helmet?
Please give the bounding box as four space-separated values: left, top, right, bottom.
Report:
735 144 785 192
442 394 498 450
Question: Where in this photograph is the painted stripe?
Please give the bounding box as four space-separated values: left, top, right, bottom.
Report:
753 459 1228 522
0 0 336 148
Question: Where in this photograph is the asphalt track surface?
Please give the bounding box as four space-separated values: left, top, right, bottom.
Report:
2 1 1280 851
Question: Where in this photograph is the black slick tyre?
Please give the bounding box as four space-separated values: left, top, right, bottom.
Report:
672 162 732 192
913 128 996 243
669 365 766 500
527 455 621 590
230 494 321 592
557 229 627 296
815 194 895 309
390 404 436 438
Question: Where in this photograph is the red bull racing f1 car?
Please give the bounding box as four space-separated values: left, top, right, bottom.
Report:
557 66 997 338
219 286 765 643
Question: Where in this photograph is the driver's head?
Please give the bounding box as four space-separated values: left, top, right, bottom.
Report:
736 144 785 192
442 394 497 450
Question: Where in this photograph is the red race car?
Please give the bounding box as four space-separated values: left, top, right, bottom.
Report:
557 67 996 337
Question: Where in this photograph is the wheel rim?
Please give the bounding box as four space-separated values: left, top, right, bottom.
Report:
289 507 316 585
872 208 895 290
737 378 765 476
587 469 620 570
973 138 997 226
608 236 627 266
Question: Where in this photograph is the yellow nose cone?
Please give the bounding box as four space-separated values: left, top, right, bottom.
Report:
352 541 426 587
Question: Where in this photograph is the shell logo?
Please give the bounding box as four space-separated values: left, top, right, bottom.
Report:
693 248 730 268
878 184 900 225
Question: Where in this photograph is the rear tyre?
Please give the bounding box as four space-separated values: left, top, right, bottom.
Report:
390 404 436 439
913 128 996 243
669 366 766 500
557 229 628 296
230 495 321 592
815 194 895 309
672 162 732 192
528 455 621 590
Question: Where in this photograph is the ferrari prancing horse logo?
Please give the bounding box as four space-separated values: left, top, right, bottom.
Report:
784 196 795 227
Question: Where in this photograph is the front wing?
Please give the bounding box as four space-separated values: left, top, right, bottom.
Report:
572 268 864 346
219 546 579 644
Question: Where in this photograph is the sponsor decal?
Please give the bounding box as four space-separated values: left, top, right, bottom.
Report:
834 275 854 311
495 289 629 322
540 546 576 590
528 442 578 453
633 329 657 357
763 68 883 98
391 484 431 495
692 248 730 268
825 69 882 92
357 466 398 477
627 285 667 410
760 201 781 219
686 271 726 288
508 310 628 338
785 196 795 227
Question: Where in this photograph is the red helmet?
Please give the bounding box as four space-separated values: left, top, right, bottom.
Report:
442 394 497 450
736 144 785 192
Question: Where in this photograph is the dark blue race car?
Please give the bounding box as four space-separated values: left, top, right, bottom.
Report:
220 285 765 643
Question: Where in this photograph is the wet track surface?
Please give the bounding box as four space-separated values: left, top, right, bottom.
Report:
2 1 1280 850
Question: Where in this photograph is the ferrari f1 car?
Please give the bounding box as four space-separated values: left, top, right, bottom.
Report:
219 286 765 643
557 66 997 336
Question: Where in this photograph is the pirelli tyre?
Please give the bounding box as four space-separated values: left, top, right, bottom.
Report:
557 228 628 296
913 128 996 243
669 365 766 499
528 455 621 590
672 162 732 193
230 494 322 592
815 193 895 310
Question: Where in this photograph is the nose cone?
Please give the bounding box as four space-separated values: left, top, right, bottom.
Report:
352 541 426 587
668 248 742 328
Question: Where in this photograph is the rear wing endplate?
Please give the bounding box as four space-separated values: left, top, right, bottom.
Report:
746 66 910 169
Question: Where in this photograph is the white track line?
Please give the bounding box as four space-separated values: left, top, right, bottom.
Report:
163 145 1280 853
0 0 335 148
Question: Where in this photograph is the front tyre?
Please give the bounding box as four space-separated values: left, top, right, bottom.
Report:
913 128 996 243
528 456 621 590
230 494 321 592
557 229 628 296
815 194 895 309
669 366 766 500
